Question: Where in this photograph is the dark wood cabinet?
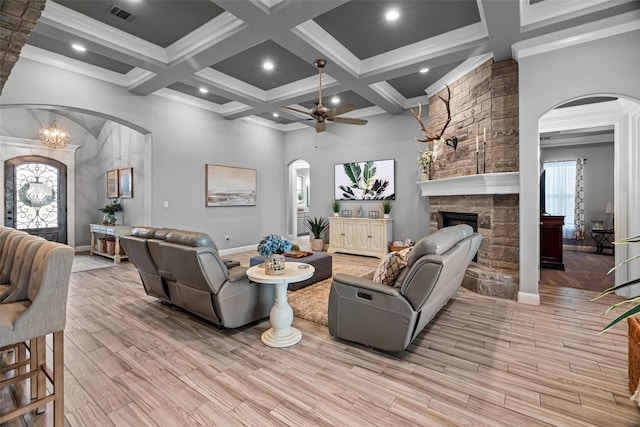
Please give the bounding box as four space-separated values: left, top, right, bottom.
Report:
540 215 564 270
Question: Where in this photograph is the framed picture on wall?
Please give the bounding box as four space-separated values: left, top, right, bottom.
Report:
106 169 119 198
119 167 133 198
205 164 256 207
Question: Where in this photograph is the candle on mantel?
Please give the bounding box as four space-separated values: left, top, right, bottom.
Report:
483 127 486 143
476 135 479 152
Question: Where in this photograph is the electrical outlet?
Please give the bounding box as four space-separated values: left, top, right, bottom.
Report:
225 235 230 241
163 201 169 208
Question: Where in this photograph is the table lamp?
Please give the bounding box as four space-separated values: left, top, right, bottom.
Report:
605 202 614 229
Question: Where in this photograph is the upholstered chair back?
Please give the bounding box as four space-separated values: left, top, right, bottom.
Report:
5 241 74 345
1 236 46 302
0 231 29 283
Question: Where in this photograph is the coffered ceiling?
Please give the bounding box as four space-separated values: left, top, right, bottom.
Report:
15 0 640 131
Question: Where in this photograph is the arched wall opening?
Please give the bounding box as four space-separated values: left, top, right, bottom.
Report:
536 96 640 300
0 104 153 248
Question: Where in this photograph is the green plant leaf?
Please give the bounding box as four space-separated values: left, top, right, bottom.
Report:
607 254 640 275
362 161 376 193
343 163 361 188
593 277 640 300
599 303 640 334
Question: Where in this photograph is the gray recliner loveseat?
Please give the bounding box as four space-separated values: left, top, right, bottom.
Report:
328 224 481 351
121 227 273 328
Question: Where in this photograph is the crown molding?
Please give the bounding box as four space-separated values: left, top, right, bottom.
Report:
194 68 265 103
425 53 493 96
513 10 640 60
361 22 488 78
166 12 245 64
154 88 223 114
519 0 636 32
266 74 337 104
20 45 128 86
40 1 167 64
368 81 406 109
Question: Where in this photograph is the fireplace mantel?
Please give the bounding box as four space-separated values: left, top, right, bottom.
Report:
418 172 519 196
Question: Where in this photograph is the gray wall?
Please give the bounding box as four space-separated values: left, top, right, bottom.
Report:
541 142 614 247
519 29 640 299
1 58 287 250
284 111 431 244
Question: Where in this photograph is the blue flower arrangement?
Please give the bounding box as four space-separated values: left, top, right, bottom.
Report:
257 234 292 257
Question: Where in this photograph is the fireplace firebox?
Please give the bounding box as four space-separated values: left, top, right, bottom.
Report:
441 211 478 261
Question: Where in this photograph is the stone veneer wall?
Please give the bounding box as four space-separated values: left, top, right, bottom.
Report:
425 59 520 299
0 0 45 93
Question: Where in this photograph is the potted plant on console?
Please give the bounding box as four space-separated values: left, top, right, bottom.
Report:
100 199 122 226
332 200 341 217
382 200 392 219
306 216 328 252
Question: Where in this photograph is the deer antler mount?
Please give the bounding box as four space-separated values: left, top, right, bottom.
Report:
411 84 458 150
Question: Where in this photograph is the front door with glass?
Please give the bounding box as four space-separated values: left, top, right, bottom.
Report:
4 156 67 243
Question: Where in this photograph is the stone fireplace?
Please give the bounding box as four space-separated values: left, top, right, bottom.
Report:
418 58 520 300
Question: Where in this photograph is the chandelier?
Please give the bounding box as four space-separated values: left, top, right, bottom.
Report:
39 122 69 148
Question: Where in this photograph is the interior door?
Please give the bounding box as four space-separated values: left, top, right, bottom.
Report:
4 156 68 243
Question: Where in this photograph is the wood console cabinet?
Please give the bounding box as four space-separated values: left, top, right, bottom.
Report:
328 217 392 259
90 224 132 264
540 215 564 270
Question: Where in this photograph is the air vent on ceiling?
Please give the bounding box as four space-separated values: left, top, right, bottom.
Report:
106 4 136 22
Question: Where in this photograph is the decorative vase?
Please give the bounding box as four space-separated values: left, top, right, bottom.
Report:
333 212 339 217
384 213 390 219
418 169 430 181
265 253 285 275
103 212 117 226
311 238 324 251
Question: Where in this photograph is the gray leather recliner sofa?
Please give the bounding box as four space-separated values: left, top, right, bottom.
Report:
121 227 273 328
328 224 481 351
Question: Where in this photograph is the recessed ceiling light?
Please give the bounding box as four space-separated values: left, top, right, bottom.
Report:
331 96 340 105
263 61 274 70
419 67 429 74
385 9 399 21
272 113 279 118
71 44 86 52
199 87 208 94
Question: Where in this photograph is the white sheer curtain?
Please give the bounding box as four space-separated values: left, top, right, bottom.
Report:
544 160 576 239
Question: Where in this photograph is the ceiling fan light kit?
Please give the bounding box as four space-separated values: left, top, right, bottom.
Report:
284 59 367 133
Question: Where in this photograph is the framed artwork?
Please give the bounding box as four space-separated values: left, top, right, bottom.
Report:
334 159 395 200
119 167 133 198
206 164 256 207
591 220 606 231
106 169 119 198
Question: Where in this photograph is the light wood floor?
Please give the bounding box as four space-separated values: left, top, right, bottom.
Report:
2 250 639 426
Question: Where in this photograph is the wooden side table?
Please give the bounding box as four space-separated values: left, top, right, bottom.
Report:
590 229 615 255
247 262 314 347
89 224 132 263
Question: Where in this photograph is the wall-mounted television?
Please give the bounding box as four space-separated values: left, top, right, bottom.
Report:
334 159 395 200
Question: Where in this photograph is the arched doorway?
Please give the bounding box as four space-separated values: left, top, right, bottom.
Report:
537 96 640 299
5 155 67 243
287 159 310 239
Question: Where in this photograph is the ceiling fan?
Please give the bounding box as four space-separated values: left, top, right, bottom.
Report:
284 59 368 133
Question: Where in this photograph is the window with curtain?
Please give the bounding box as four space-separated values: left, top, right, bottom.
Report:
543 160 577 239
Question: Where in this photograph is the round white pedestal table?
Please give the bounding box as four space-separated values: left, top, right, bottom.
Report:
247 262 314 348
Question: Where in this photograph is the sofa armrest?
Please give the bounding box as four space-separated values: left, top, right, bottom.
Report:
332 273 401 297
222 258 241 269
227 265 248 282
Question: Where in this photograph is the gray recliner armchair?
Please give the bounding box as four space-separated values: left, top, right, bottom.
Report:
328 224 481 351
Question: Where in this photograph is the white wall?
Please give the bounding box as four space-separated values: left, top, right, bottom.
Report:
284 111 431 244
1 58 287 250
519 29 640 302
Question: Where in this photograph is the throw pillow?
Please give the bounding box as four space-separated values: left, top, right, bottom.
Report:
373 247 412 286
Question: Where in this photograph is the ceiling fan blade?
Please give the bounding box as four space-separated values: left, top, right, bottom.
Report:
315 121 326 133
331 117 368 125
328 104 355 117
283 106 312 117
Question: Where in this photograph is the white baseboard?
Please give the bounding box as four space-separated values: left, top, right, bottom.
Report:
518 291 540 305
75 245 91 253
219 244 256 256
